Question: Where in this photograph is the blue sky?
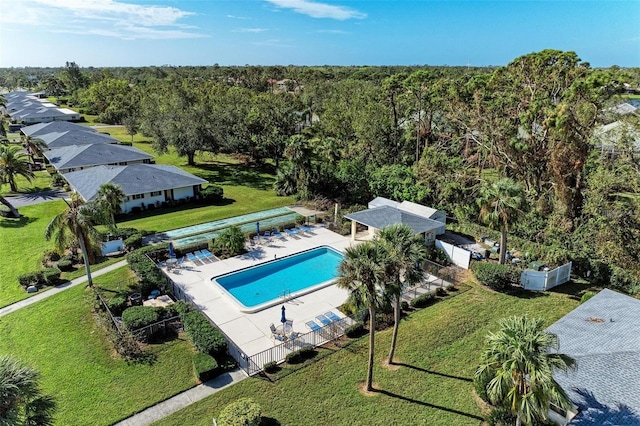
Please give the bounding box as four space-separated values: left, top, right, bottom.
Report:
0 0 638 68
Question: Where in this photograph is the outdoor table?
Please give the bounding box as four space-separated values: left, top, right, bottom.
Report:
166 258 178 269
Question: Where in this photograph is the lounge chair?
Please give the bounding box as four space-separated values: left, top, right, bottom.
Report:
324 311 341 322
316 314 331 327
305 320 322 331
176 256 186 268
194 250 208 262
201 249 215 260
284 229 296 238
285 319 294 333
299 224 312 234
271 228 285 240
187 252 199 263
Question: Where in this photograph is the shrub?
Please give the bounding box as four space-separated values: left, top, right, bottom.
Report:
400 300 410 311
471 262 520 291
473 369 493 403
446 283 457 291
124 233 143 251
122 306 160 330
57 259 74 271
164 300 191 318
192 352 219 382
345 322 366 338
213 225 245 257
17 271 43 288
486 407 517 426
285 349 302 364
216 398 261 426
41 249 61 264
580 291 596 304
127 246 166 295
263 361 278 373
42 267 61 285
50 173 66 188
436 287 447 297
609 267 640 295
299 345 316 359
182 311 227 355
201 185 224 203
107 295 129 316
0 205 12 218
410 291 436 308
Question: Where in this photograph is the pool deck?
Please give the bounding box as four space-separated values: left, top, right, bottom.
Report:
162 226 354 359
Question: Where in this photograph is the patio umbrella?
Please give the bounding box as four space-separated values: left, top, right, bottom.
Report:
168 242 175 258
256 221 260 235
281 305 286 332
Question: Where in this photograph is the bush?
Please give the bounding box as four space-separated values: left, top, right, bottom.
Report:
56 259 74 271
41 249 61 264
127 246 166 295
401 300 410 311
345 322 366 338
216 398 261 426
122 306 160 330
263 361 278 373
285 349 302 364
580 291 596 304
107 295 129 316
471 262 520 291
299 345 316 359
436 287 447 297
192 352 219 382
410 291 436 308
201 185 224 203
212 225 245 257
486 407 517 426
182 311 227 356
609 267 640 295
42 267 61 285
473 369 493 403
446 283 457 291
124 233 143 251
17 271 43 288
105 227 139 241
50 173 66 188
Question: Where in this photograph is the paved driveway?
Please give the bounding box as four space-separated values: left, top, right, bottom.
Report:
4 189 69 208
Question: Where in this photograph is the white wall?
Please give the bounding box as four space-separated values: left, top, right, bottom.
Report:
435 239 471 269
520 262 572 291
173 186 193 200
101 239 123 255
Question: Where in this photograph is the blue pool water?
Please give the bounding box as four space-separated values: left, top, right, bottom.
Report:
213 247 343 310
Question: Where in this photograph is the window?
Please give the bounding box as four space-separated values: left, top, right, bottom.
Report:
132 194 144 200
150 191 161 196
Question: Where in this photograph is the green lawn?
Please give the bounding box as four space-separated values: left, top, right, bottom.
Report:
154 283 583 426
0 266 198 426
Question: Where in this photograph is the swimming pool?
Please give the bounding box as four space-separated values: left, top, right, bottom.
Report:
212 246 344 312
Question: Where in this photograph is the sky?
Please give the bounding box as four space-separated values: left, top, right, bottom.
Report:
0 0 638 68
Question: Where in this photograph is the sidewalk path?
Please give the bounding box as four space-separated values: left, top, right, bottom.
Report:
0 259 128 318
114 368 247 426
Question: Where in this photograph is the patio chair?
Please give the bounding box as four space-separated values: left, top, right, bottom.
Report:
270 323 285 341
299 224 312 234
194 250 208 262
263 231 272 242
324 311 341 322
284 229 296 238
176 256 186 268
271 228 285 240
285 319 294 333
305 320 322 331
201 249 215 260
187 252 199 263
316 314 331 327
252 235 261 246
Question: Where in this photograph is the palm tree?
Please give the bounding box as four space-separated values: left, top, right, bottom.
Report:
477 178 526 264
45 197 104 287
336 241 388 391
0 354 56 425
96 183 125 229
22 136 47 163
0 144 35 192
475 316 576 426
378 224 428 364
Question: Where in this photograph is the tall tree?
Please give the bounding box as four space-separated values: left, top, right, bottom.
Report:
477 178 526 264
475 316 576 426
96 183 125 230
0 354 56 425
336 241 387 391
378 224 428 364
44 197 104 287
0 144 35 192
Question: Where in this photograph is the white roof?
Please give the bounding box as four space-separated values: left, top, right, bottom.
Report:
398 200 439 219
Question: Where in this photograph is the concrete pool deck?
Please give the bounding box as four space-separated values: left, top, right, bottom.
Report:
162 226 354 359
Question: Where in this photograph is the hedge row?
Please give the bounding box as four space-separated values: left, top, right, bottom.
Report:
410 291 436 308
192 352 219 382
17 267 61 289
182 311 227 356
471 262 520 291
126 245 167 295
284 345 315 364
122 306 160 330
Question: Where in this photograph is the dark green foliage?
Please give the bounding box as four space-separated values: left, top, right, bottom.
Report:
56 259 74 271
285 345 318 364
446 283 457 291
50 173 66 188
105 227 140 240
400 300 410 311
486 407 517 426
473 368 493 403
580 291 596 304
163 300 191 318
201 185 224 203
124 233 143 251
344 322 366 338
42 267 61 285
263 361 278 373
107 295 128 316
192 352 219 382
609 267 640 295
41 249 61 264
182 311 227 355
410 291 436 308
126 246 166 295
471 262 520 291
122 306 160 330
17 271 43 288
212 225 245 257
436 287 447 297
299 345 315 358
216 398 261 426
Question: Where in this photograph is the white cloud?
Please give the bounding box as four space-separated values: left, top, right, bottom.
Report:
227 14 251 20
233 28 269 33
1 0 205 39
265 0 366 20
314 29 348 34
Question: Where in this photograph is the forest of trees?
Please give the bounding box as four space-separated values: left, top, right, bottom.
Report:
2 51 640 293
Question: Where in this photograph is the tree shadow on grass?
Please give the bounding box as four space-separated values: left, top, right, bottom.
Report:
506 287 549 299
393 362 472 382
548 280 595 301
117 198 237 224
260 417 281 426
192 162 275 191
374 388 484 422
0 215 37 228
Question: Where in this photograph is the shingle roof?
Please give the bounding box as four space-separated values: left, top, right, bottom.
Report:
546 289 640 424
63 164 207 201
344 205 443 234
21 121 95 138
37 130 118 148
43 144 153 170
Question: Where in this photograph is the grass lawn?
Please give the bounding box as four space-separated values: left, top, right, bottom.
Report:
154 283 583 426
0 266 197 425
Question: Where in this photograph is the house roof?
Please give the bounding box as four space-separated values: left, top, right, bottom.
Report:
546 289 640 424
21 121 96 138
344 205 443 234
398 200 439 219
4 91 80 122
593 121 640 151
63 164 207 201
37 130 118 148
369 196 399 209
43 144 153 170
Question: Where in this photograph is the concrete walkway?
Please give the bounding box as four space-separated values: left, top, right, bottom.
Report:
114 368 247 426
0 259 128 318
